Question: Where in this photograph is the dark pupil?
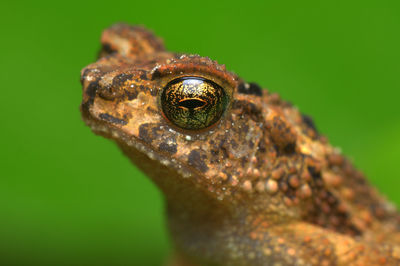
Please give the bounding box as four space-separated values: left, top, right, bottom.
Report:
178 99 206 109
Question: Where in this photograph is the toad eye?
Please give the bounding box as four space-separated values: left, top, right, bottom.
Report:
161 77 228 130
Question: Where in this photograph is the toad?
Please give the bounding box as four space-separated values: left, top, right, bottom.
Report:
80 24 400 265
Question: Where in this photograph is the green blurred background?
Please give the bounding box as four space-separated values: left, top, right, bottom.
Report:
1 0 399 265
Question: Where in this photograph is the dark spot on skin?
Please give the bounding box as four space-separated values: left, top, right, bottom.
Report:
140 71 148 80
219 139 226 148
241 157 246 167
347 224 362 236
101 42 117 55
113 73 133 87
249 140 254 149
215 139 229 159
230 139 238 149
126 90 138 100
150 87 158 96
238 82 263 96
159 142 177 154
85 78 100 105
151 69 161 80
268 116 297 154
249 83 263 96
283 143 296 154
139 85 148 94
302 114 319 134
188 150 209 173
232 100 263 122
225 174 232 183
99 113 128 125
326 191 338 206
307 166 321 180
238 83 246 93
220 147 229 159
80 101 92 117
211 149 218 157
138 123 152 144
258 140 266 152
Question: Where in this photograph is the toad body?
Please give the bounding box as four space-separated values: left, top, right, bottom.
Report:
80 24 400 265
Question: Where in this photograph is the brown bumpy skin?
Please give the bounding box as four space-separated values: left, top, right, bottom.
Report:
80 23 400 265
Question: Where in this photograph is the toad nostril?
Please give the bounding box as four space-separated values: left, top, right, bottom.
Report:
98 73 134 100
98 84 118 100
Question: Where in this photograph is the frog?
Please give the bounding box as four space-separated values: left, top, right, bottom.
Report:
80 23 400 265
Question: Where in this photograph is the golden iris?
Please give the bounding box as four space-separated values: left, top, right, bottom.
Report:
161 77 228 130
